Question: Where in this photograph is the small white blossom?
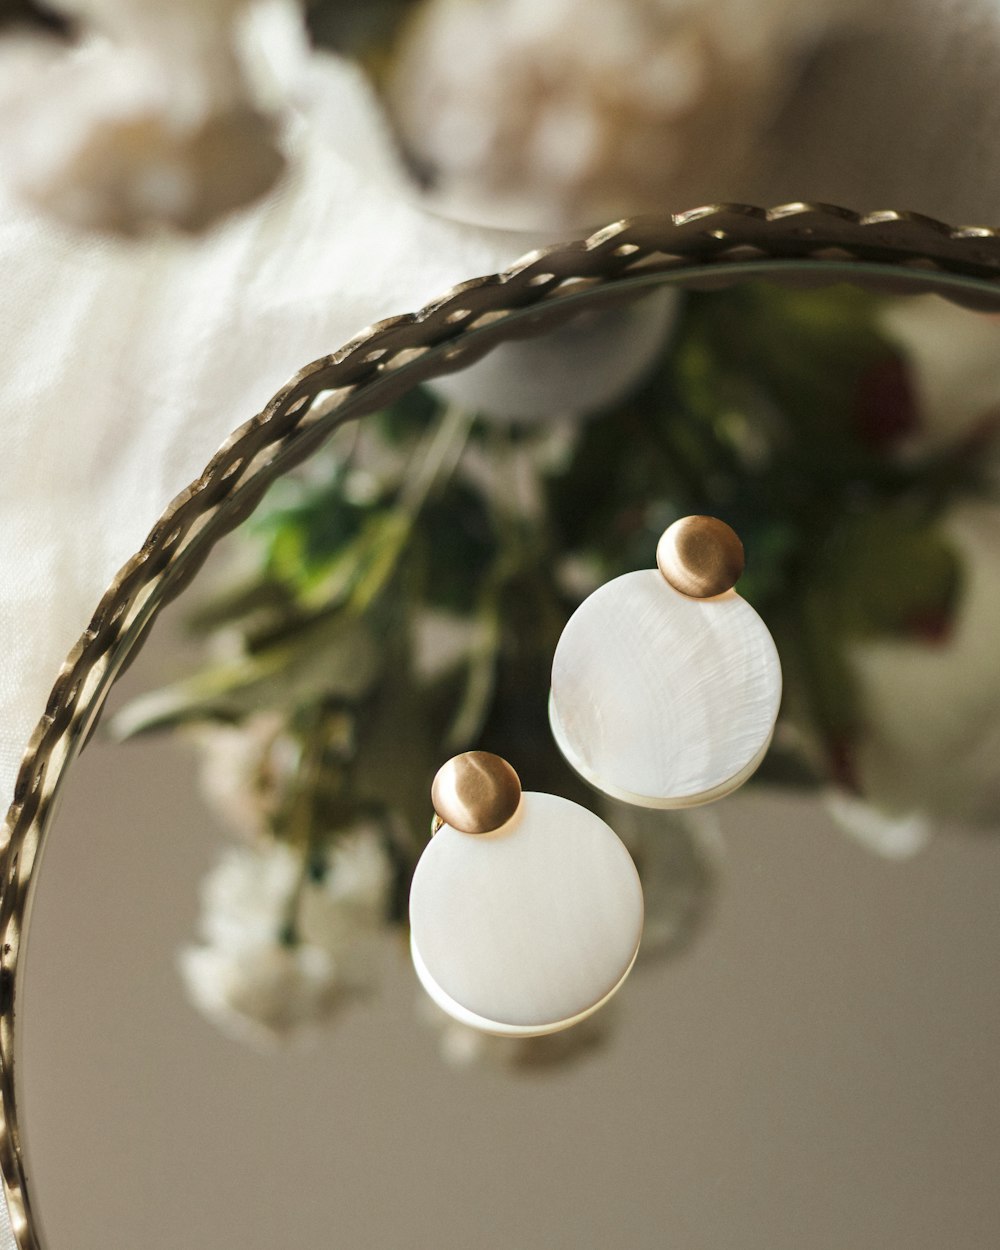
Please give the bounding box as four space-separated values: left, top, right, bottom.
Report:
298 826 394 975
0 1 286 233
179 939 339 1049
387 0 825 231
195 839 299 950
180 830 393 1047
193 712 301 840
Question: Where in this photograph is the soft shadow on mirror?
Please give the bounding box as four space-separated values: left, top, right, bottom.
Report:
17 277 1000 1250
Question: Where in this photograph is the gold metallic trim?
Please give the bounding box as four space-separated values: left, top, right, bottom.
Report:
3 202 1000 1247
656 516 745 599
431 752 522 835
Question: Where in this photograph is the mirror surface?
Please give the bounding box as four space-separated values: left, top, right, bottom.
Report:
17 274 1000 1250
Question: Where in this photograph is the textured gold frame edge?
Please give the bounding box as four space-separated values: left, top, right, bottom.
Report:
3 201 1000 1248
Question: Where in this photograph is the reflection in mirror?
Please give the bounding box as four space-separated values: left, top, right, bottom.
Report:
20 280 1000 1249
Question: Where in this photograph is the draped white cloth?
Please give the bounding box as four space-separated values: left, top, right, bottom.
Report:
3 3 1000 1244
0 70 526 815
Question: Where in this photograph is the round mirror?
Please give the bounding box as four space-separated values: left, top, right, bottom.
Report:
7 209 1000 1249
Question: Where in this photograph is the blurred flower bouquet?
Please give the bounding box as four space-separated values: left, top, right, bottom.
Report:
0 0 851 234
112 280 1000 1061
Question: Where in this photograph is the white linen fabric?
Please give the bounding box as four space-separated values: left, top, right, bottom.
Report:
3 2 1000 1244
0 67 526 819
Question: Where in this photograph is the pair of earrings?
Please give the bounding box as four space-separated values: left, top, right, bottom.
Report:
410 517 782 1038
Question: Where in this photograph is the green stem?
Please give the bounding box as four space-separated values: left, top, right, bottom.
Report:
350 402 475 615
278 703 348 945
399 402 475 517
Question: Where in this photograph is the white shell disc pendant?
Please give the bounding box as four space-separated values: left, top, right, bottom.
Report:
550 516 782 809
410 753 643 1037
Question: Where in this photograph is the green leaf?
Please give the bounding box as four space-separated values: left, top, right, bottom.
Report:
816 508 962 641
185 577 293 635
417 479 499 614
109 613 381 739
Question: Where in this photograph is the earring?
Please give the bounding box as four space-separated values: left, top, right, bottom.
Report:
549 516 781 810
409 751 643 1038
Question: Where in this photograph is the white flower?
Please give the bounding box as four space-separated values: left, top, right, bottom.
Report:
0 1 285 233
193 712 301 840
179 939 339 1049
298 825 394 974
195 839 299 949
180 830 393 1046
845 502 1000 835
386 0 825 231
179 844 341 1049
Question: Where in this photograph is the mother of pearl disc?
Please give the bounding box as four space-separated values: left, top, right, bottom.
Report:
409 792 643 1037
550 570 782 809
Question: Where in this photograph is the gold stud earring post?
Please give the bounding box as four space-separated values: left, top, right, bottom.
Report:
656 515 745 598
431 751 522 835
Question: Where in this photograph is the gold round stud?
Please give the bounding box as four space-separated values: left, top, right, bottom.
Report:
656 515 745 598
431 751 522 835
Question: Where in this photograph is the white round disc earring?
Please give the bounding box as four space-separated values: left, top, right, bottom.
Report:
549 516 782 809
409 752 644 1038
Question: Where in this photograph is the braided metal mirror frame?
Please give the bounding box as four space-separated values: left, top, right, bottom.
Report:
3 202 1000 1248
